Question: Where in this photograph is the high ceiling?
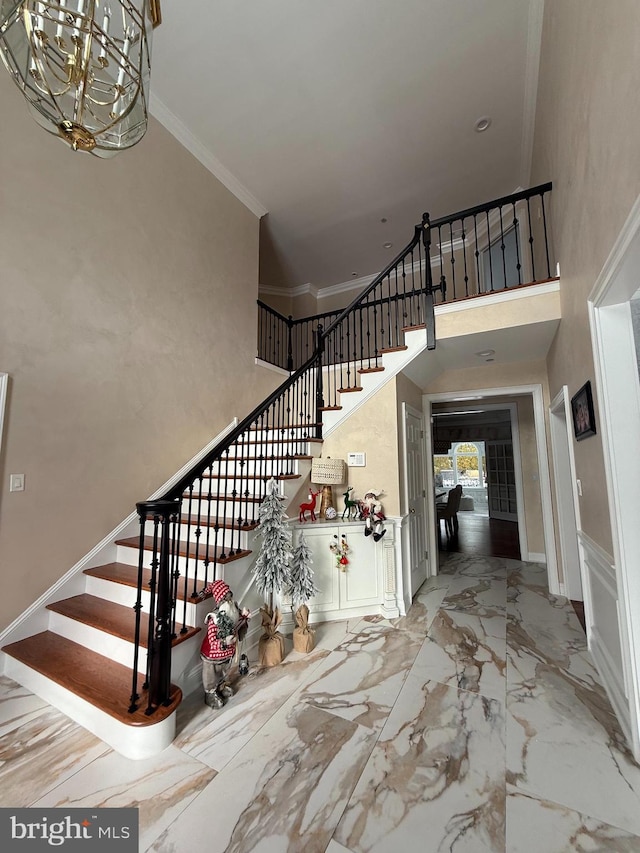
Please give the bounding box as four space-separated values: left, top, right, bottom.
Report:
150 0 543 291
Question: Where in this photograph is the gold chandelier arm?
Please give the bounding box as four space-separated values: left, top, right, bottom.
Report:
149 0 161 28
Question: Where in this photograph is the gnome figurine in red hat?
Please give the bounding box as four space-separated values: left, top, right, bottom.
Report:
199 579 250 709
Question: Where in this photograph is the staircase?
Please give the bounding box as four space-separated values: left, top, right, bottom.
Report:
1 182 554 759
2 430 320 759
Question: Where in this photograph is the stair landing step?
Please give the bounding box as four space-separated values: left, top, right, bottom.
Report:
2 632 181 726
47 594 199 647
85 563 216 601
116 536 251 565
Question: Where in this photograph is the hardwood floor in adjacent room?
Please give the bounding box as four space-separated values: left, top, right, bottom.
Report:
439 511 521 560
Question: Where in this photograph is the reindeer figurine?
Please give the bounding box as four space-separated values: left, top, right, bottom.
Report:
299 489 320 522
342 486 361 521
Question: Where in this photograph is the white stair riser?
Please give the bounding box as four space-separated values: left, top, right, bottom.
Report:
48 610 146 675
115 544 255 578
84 575 201 625
144 521 252 551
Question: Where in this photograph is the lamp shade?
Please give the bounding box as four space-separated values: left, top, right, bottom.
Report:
311 458 346 485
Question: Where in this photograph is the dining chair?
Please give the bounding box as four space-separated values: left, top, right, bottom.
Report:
436 484 463 539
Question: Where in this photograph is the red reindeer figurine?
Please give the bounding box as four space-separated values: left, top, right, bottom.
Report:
299 489 320 522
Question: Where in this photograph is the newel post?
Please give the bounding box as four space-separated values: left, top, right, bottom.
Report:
135 499 180 714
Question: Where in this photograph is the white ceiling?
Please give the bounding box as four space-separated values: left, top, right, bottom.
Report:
149 0 543 291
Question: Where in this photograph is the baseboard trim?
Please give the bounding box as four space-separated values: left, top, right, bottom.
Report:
527 552 546 564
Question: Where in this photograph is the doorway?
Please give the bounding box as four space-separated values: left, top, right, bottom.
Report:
424 386 558 590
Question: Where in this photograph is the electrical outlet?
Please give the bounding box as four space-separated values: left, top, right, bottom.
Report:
9 473 25 492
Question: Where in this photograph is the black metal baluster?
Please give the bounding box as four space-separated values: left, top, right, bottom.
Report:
498 205 507 289
485 210 494 291
541 191 551 278
315 324 324 434
512 202 522 285
449 222 456 299
474 213 480 295
461 217 469 297
526 196 536 281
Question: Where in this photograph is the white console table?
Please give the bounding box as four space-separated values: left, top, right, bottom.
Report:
287 517 404 622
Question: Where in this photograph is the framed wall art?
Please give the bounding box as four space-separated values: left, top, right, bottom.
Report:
571 380 597 441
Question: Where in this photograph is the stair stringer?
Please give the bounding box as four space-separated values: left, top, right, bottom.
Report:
320 327 438 437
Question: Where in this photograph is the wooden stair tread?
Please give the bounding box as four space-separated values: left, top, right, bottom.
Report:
402 323 426 332
179 515 259 530
47 594 199 647
337 387 363 393
84 563 207 602
379 345 408 353
242 437 322 445
358 366 385 374
182 493 263 504
2 632 181 726
116 536 251 564
224 454 313 461
197 473 300 482
318 406 342 411
85 563 217 601
248 422 321 431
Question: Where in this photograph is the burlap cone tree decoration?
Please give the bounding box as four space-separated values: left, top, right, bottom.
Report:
289 531 318 653
251 478 291 666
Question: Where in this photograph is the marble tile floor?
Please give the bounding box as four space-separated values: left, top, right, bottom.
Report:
1 553 640 851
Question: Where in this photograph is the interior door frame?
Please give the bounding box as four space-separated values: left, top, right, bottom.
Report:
588 191 640 761
401 402 428 598
549 386 583 600
424 385 559 592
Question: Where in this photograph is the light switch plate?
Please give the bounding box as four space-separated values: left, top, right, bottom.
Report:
10 473 25 492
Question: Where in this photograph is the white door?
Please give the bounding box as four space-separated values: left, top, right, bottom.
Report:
403 404 428 597
549 388 583 600
486 440 518 521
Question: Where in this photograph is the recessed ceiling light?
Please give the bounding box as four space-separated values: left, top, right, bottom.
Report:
486 357 495 362
383 242 393 249
475 116 492 133
351 271 358 277
380 217 388 223
475 349 495 357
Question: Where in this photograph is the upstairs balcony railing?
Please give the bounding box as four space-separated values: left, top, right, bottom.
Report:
132 182 553 716
258 182 554 374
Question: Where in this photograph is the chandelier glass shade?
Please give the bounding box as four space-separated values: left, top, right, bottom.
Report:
0 1 161 156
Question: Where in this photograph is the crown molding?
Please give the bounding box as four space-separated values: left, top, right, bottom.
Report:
520 0 545 187
258 282 318 299
149 94 268 220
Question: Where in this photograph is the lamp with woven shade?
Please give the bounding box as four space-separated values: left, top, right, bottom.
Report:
310 457 346 518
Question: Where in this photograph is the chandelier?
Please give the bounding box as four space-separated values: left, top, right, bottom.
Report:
0 1 161 156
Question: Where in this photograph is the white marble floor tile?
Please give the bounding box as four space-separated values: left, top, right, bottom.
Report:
506 786 640 852
334 677 506 853
0 696 109 807
175 648 330 770
439 553 512 579
149 698 378 853
506 629 640 835
326 841 353 853
299 626 423 730
412 609 507 701
0 676 51 732
441 574 507 617
33 744 215 852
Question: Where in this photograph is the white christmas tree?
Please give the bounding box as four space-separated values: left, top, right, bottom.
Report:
252 477 292 666
288 531 318 609
289 531 318 654
252 477 292 608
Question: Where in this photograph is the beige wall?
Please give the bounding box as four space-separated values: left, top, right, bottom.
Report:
425 361 549 556
530 0 640 555
321 379 401 518
0 76 279 631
